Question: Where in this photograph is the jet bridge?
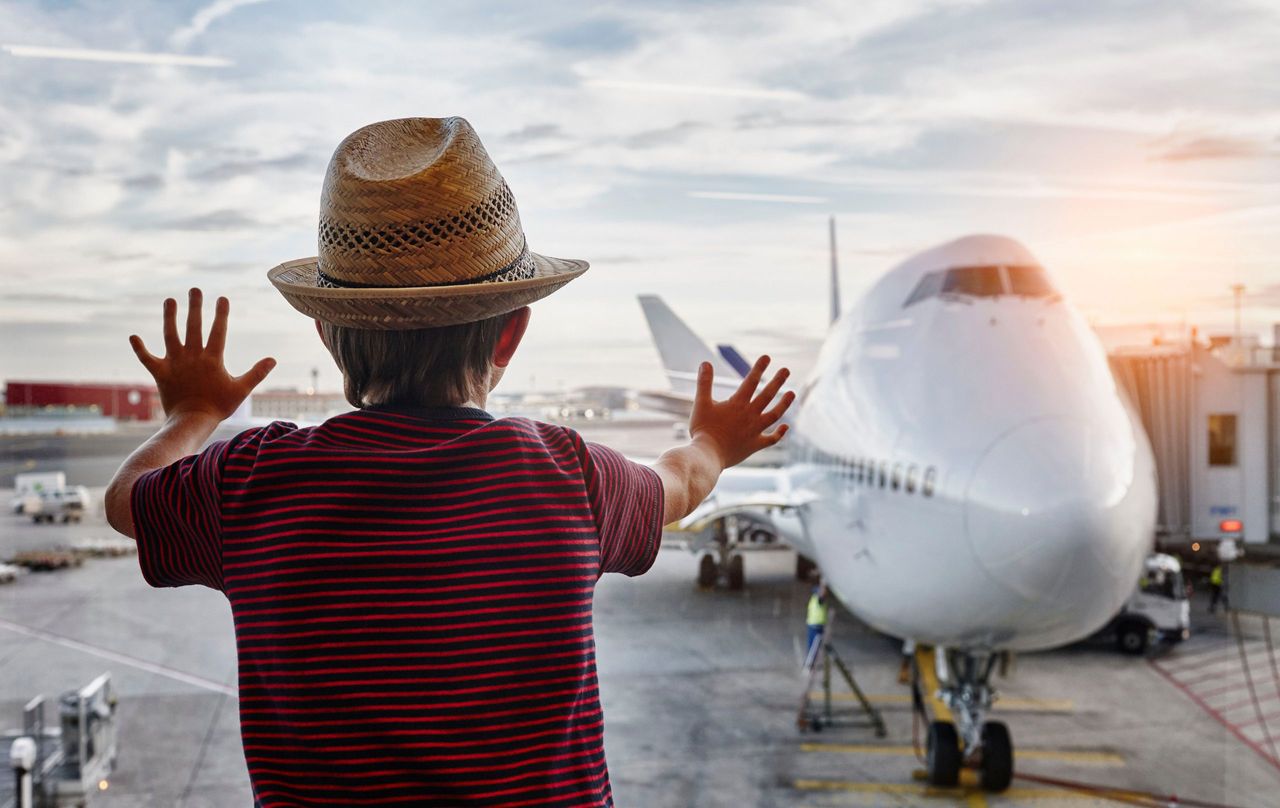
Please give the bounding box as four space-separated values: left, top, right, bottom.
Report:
1109 339 1280 549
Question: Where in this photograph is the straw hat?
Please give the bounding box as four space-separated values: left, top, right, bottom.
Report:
268 117 588 329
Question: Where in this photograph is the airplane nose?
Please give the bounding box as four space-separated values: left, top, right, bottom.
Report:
965 417 1150 617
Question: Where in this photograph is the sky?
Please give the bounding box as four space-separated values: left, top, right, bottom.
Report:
1 0 1278 394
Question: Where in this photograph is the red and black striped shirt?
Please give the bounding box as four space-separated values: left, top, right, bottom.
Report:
131 405 664 806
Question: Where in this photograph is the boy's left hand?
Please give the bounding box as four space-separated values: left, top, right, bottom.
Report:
129 288 276 421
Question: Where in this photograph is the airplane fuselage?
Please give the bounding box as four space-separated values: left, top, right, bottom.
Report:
782 236 1157 653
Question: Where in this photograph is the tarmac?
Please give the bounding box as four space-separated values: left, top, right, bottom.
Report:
2 423 1279 806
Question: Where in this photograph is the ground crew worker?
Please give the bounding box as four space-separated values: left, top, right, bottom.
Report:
805 582 829 668
102 117 795 807
1209 564 1226 613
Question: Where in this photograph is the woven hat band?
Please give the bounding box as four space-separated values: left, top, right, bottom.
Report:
316 241 538 290
317 180 524 287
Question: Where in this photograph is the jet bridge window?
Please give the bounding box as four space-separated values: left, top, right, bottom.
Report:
1208 414 1237 466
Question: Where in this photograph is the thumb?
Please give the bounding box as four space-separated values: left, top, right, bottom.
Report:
237 357 277 392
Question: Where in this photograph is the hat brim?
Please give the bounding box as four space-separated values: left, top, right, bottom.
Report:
268 252 588 329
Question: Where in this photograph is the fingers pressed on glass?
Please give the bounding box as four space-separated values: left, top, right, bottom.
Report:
185 288 204 349
129 335 160 372
763 424 789 445
237 357 277 390
735 355 770 401
207 296 230 356
163 298 180 353
695 362 714 402
762 391 795 425
752 368 790 410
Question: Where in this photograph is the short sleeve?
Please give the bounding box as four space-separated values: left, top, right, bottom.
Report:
581 442 665 577
130 439 231 591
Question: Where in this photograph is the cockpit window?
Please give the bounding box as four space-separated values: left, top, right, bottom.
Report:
903 271 945 307
1005 265 1055 298
941 266 1002 297
903 265 1055 307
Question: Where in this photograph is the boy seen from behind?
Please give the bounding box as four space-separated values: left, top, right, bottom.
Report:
105 117 793 807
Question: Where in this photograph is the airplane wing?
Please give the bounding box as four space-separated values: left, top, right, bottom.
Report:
660 464 820 559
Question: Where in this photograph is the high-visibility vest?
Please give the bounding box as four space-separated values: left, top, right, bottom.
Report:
807 593 828 627
1211 566 1224 586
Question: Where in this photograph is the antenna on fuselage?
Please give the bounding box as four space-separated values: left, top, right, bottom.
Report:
829 215 841 325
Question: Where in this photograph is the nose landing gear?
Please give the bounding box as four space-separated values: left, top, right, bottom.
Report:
914 646 1014 792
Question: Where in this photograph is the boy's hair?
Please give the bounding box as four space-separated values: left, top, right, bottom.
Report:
321 314 508 408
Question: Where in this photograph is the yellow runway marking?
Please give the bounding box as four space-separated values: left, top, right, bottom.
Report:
799 742 1124 767
794 779 1103 801
815 692 1075 713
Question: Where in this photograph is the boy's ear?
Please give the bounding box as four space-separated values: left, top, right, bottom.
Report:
493 307 531 368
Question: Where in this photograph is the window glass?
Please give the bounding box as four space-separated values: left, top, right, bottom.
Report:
1208 414 1237 466
1005 265 1055 297
891 463 902 491
1140 570 1177 600
923 466 937 497
878 461 888 488
905 465 919 494
904 270 945 307
942 266 1004 297
854 459 863 483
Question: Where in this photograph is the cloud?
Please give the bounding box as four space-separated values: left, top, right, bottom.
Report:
2 0 1280 388
193 152 317 182
1149 133 1274 162
170 0 273 49
157 210 269 231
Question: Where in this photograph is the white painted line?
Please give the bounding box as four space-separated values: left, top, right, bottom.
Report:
0 617 236 696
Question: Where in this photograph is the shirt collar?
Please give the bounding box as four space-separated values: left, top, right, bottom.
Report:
360 403 494 422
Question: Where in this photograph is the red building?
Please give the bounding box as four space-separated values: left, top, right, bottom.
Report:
4 381 158 421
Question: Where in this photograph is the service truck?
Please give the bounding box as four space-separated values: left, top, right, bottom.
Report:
9 473 66 515
1104 553 1190 655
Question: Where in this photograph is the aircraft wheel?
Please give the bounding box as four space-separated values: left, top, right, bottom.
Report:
979 721 1013 792
925 721 960 787
795 554 816 581
697 554 719 588
726 555 745 591
1116 621 1148 655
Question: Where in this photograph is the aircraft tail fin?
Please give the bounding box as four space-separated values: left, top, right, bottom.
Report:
638 295 740 397
716 344 752 378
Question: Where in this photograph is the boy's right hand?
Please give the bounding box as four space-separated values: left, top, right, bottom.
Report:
689 356 794 469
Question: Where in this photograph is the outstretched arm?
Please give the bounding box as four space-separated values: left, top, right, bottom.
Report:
104 289 275 538
652 356 794 525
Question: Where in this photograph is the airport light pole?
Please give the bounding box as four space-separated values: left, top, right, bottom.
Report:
1231 283 1245 345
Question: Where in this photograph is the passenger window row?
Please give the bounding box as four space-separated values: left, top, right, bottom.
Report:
903 265 1056 308
809 448 937 497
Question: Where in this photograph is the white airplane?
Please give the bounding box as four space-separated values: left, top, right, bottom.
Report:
639 227 1157 791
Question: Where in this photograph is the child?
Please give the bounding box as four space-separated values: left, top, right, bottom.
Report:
104 117 792 807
